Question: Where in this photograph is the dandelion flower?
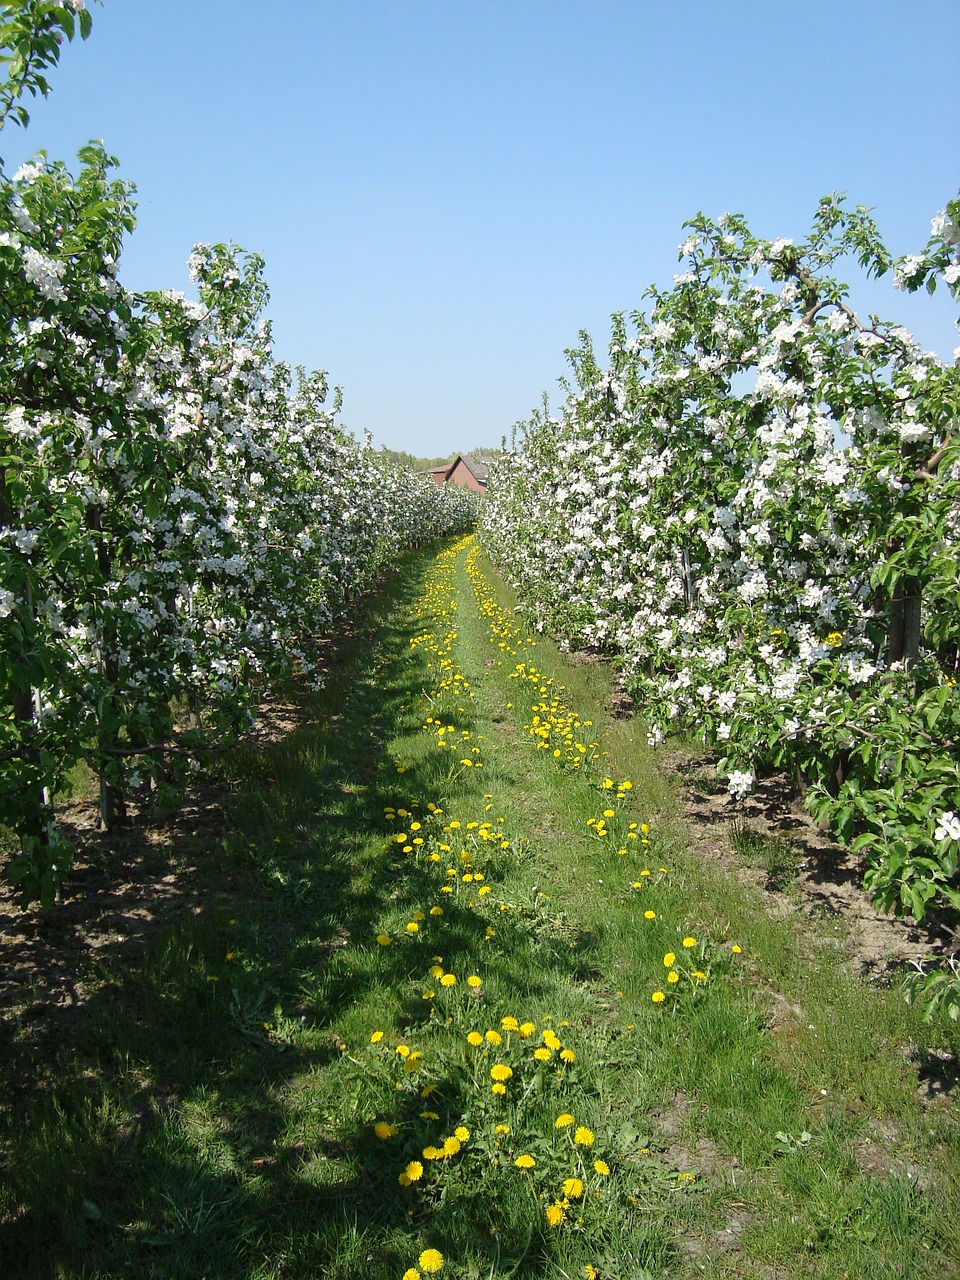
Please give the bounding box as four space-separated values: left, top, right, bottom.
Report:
490 1064 513 1082
440 973 456 987
560 1048 576 1063
419 1248 444 1273
663 952 676 967
731 944 742 954
682 936 696 948
370 1030 384 1043
667 970 679 984
652 991 666 1003
573 1126 595 1147
593 1159 610 1176
491 1082 507 1096
555 1113 575 1129
374 1121 397 1139
485 1029 502 1045
563 1176 584 1199
515 1153 535 1169
406 922 420 934
466 1031 483 1047
454 1126 470 1142
545 1202 566 1227
403 1159 424 1182
467 975 482 989
644 910 656 920
519 1021 535 1038
402 1269 420 1280
501 1016 519 1031
376 933 392 946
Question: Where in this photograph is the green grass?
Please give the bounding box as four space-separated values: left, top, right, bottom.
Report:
1 535 958 1279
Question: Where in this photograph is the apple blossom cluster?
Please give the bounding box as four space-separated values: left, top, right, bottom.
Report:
481 195 960 922
1 144 477 905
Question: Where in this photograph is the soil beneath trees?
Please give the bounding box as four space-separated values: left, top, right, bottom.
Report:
660 748 960 981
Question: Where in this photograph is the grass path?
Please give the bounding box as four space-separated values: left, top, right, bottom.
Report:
1 535 958 1280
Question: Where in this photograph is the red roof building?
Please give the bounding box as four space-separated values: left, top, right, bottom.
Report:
422 455 489 493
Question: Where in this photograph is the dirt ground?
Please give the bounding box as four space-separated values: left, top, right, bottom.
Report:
659 747 959 981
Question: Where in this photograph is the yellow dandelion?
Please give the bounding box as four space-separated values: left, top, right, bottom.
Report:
402 1269 420 1280
491 1082 507 1096
515 1153 535 1169
405 922 420 934
594 1159 610 1176
403 1160 424 1182
495 1123 510 1135
501 1016 519 1031
490 1064 513 1082
560 1048 576 1063
429 906 443 916
732 944 742 954
467 975 482 989
519 1021 535 1038
663 952 676 967
440 973 456 987
376 933 392 946
693 970 707 980
418 1248 444 1273
555 1113 575 1129
652 990 666 1003
644 910 656 920
370 1030 384 1043
573 1126 594 1146
442 1135 461 1156
563 1176 584 1199
682 936 696 948
485 1029 502 1045
545 1201 566 1227
466 1031 483 1047
422 1145 442 1161
667 970 679 984
454 1126 470 1142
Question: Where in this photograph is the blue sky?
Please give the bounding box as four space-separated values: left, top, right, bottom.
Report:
4 0 958 455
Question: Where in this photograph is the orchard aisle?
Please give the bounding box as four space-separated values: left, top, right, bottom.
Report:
2 534 958 1280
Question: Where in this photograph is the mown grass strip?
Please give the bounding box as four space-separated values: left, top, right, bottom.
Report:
0 536 958 1280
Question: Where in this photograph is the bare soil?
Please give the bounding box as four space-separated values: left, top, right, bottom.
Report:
660 748 960 980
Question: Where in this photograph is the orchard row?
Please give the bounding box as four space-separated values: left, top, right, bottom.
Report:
0 7 478 903
480 195 960 922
